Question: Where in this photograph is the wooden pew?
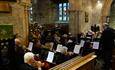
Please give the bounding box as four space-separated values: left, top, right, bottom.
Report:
49 52 96 70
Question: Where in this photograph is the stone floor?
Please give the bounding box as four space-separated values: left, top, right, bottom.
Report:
95 59 114 70
95 59 104 70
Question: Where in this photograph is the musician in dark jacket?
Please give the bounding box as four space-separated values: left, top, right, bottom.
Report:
100 23 115 70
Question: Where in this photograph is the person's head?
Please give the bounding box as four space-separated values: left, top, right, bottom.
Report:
55 24 59 28
63 34 68 38
24 52 35 64
15 38 22 46
103 23 109 30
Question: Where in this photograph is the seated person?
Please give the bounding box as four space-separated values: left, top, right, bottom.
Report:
14 38 25 66
19 52 44 70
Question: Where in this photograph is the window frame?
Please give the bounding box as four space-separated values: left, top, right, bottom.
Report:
56 2 69 23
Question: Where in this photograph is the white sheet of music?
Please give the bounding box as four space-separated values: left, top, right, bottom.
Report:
46 51 54 63
73 45 81 54
80 40 85 47
56 44 63 53
27 42 33 51
93 42 99 49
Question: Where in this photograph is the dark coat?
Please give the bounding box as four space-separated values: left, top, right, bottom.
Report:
19 63 37 70
99 27 115 70
100 27 115 50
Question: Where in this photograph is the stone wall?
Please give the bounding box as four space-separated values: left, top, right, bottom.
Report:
0 1 30 46
69 0 112 34
32 0 56 24
31 0 112 35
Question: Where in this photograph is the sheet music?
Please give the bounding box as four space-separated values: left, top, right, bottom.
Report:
80 40 85 47
27 42 33 51
46 51 54 63
73 45 81 54
93 42 99 49
56 44 63 53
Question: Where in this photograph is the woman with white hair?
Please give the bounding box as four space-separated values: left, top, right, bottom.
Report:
24 52 35 64
19 52 43 70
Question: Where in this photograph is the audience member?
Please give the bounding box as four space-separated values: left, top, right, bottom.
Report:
14 38 26 69
19 52 43 70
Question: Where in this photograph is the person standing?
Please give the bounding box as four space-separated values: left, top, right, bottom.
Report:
100 23 115 70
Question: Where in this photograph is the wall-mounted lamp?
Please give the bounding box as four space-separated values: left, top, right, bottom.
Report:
96 0 102 8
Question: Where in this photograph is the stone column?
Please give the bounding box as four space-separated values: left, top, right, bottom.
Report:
101 0 112 29
19 0 31 45
69 0 81 41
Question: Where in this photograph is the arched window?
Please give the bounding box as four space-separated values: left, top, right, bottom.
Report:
58 2 69 23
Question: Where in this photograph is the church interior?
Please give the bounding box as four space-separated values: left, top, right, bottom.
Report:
0 0 115 70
